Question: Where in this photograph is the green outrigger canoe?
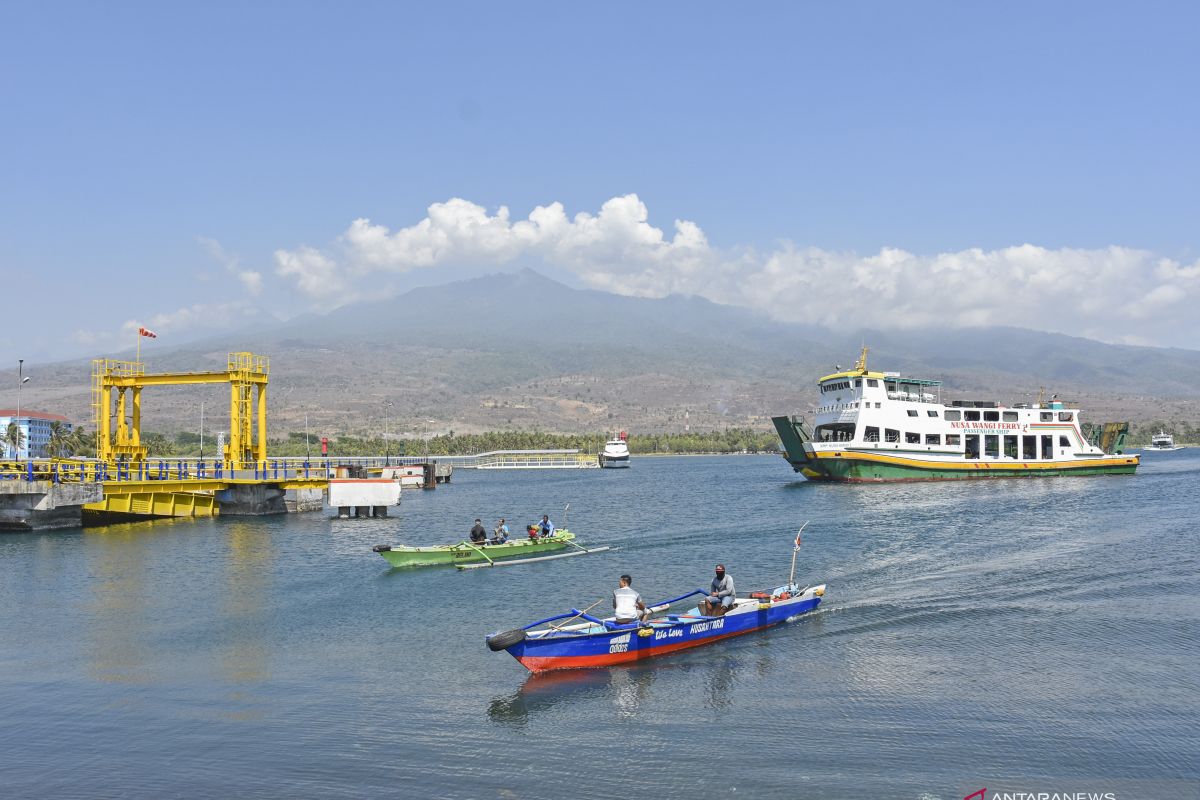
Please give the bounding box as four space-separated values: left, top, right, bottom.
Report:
372 531 601 569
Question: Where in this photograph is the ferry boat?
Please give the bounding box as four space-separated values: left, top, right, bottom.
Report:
598 431 631 468
1146 431 1183 451
771 348 1139 481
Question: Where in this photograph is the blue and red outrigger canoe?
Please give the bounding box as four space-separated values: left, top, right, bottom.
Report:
486 582 826 672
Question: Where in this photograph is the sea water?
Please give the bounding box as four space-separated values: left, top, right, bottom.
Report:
1 453 1197 799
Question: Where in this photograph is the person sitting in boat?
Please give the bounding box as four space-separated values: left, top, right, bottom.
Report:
491 518 509 544
613 574 649 625
700 564 736 616
527 524 540 539
539 514 554 538
470 519 488 544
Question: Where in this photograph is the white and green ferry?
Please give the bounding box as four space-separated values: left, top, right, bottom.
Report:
772 349 1139 482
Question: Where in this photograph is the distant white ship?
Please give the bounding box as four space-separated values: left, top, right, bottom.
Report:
599 432 631 468
1145 430 1184 452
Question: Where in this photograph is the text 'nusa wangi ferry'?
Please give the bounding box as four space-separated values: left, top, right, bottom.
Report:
771 348 1139 482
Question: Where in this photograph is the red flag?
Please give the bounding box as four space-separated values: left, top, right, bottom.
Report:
794 529 802 551
138 326 157 338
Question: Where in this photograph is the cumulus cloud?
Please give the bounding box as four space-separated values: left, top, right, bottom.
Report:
273 195 1200 347
198 236 264 296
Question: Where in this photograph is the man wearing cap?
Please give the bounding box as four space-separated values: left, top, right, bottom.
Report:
701 564 736 616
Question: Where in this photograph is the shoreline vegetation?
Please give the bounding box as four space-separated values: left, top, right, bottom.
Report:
162 428 783 459
28 424 1200 460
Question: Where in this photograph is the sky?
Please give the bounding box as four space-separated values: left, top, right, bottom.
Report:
2 1 1198 364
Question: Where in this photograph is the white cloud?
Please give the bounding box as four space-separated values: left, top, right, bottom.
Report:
197 235 264 296
272 195 1200 347
238 271 264 294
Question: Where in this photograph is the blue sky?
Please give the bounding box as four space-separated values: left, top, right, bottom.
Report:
3 2 1198 362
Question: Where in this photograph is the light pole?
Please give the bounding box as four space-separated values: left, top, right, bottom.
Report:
305 411 311 459
383 400 394 465
16 359 29 459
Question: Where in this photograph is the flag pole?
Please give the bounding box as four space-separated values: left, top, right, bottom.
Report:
788 520 809 588
136 327 141 364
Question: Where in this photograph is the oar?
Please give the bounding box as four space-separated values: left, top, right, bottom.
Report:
458 540 494 566
456 545 614 569
548 598 606 632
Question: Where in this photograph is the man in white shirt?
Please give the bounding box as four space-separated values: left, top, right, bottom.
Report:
613 574 648 624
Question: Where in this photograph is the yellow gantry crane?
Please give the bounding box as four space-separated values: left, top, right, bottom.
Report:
92 352 270 469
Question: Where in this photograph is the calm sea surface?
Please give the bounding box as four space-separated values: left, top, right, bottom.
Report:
2 453 1197 799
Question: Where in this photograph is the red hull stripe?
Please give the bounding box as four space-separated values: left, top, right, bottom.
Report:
516 623 770 672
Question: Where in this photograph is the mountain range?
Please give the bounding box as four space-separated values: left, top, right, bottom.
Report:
13 269 1199 438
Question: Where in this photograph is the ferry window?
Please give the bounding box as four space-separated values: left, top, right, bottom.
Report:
1023 435 1037 459
1058 412 1073 422
1003 435 1018 458
885 428 900 443
965 434 980 458
946 434 961 446
984 435 999 458
864 426 879 442
984 411 999 422
815 423 856 442
867 379 879 387
854 379 861 387
1040 412 1052 422
1041 435 1053 459
905 432 920 444
1059 435 1070 447
1003 411 1018 422
875 402 882 409
926 434 941 445
927 410 939 417
965 410 980 421
945 410 961 421
907 409 918 417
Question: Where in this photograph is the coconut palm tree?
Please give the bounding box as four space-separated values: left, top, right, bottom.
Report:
69 426 96 457
46 420 70 458
4 421 26 459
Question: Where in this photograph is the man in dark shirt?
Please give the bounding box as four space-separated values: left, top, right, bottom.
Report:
701 564 735 616
470 518 487 543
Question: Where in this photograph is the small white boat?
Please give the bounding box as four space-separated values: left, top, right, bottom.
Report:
599 432 631 468
1145 431 1184 452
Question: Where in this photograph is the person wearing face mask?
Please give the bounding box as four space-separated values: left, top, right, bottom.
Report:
701 564 735 616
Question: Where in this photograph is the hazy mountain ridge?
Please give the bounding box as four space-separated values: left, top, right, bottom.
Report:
11 270 1199 437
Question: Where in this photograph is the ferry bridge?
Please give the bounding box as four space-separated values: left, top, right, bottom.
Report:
1 351 599 530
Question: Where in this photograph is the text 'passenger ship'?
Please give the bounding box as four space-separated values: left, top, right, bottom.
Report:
771 348 1139 482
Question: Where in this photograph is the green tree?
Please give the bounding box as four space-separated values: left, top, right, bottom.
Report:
142 432 173 457
4 421 26 459
46 421 72 458
70 427 96 457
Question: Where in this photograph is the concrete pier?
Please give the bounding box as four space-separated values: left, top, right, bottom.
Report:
215 484 287 516
0 481 105 531
284 487 324 513
327 478 401 519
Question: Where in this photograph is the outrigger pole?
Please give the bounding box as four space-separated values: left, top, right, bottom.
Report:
788 521 809 588
456 545 612 570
